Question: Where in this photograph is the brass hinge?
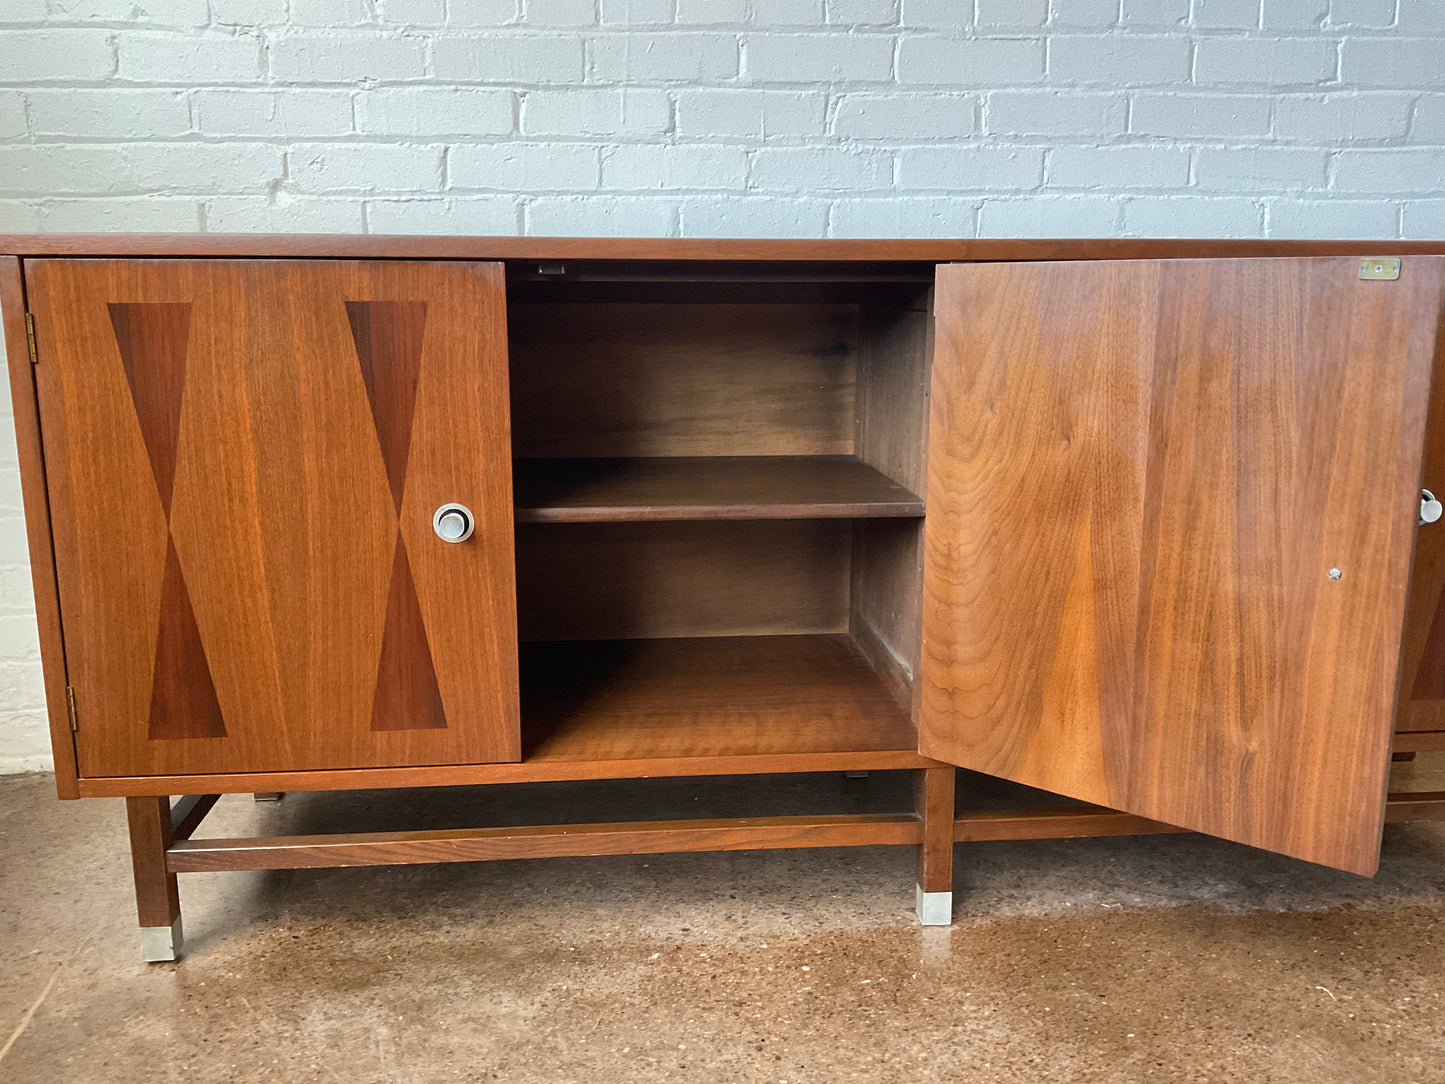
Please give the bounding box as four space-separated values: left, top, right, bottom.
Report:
1359 257 1401 281
66 686 77 732
24 313 37 364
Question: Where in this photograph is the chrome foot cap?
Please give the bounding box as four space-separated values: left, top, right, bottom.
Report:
915 885 952 926
140 918 183 963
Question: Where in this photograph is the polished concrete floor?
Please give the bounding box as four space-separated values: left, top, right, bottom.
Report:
4 762 1445 1083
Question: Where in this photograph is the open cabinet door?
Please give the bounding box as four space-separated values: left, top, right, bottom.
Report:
919 257 1445 875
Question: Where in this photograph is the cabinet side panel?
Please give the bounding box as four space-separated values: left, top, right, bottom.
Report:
851 291 933 711
856 293 932 495
1 257 78 796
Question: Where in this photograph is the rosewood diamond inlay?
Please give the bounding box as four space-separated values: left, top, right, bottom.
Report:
148 540 227 741
346 300 447 732
109 302 228 742
347 300 428 513
371 533 447 731
110 302 190 516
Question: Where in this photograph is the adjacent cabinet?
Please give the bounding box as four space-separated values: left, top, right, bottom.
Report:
5 237 1445 963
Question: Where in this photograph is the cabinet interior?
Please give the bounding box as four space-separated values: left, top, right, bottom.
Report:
507 267 935 762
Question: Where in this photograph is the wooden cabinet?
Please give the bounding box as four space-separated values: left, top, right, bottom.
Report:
5 236 1445 960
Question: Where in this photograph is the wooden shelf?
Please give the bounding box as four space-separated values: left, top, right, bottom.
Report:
513 456 925 523
521 634 918 762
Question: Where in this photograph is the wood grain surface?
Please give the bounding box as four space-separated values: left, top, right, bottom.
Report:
949 792 1445 841
850 294 935 721
1392 731 1445 752
2 234 1443 262
28 259 520 777
513 455 924 522
515 519 852 641
920 256 1445 875
522 634 919 761
1 258 80 796
156 792 1445 874
914 765 955 892
855 294 933 495
1394 323 1445 731
126 796 180 927
1382 791 1445 821
168 793 220 841
165 812 925 872
76 748 937 797
952 805 1186 842
508 301 858 458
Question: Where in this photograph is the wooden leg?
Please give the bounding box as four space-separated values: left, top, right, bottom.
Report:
125 797 182 963
914 766 955 926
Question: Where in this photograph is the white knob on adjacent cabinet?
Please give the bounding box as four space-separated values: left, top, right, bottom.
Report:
1422 490 1443 526
433 503 475 543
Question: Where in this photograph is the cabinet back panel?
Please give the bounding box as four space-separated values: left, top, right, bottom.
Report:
508 302 858 458
516 520 851 641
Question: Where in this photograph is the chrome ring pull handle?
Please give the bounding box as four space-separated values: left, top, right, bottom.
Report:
433 503 475 543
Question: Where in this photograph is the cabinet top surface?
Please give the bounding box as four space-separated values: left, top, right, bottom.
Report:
2 234 1441 262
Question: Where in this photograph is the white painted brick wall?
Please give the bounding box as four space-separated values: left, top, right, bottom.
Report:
0 0 1442 771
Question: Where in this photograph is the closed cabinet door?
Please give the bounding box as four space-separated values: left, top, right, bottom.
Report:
920 256 1445 875
29 260 520 777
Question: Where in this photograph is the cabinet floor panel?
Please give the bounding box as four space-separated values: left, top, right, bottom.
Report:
513 456 924 523
522 634 917 761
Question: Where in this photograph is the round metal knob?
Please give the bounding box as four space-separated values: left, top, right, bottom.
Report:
1423 490 1443 525
1416 491 1439 526
433 503 474 543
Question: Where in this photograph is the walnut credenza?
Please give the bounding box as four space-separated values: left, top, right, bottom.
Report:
6 235 1445 962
